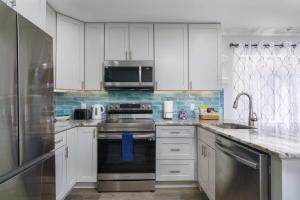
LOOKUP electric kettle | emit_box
[92,104,105,120]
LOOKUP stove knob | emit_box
[109,105,114,110]
[141,105,146,109]
[147,105,152,109]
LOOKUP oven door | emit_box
[98,133,155,180]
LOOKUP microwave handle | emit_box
[139,66,142,83]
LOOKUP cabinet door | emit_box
[45,5,56,88]
[66,128,78,191]
[189,24,221,90]
[85,23,104,90]
[154,24,188,90]
[198,140,209,192]
[105,23,129,60]
[56,14,84,90]
[77,127,97,182]
[55,146,67,200]
[129,24,153,60]
[208,145,216,200]
[15,0,46,30]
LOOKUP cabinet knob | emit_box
[189,81,192,90]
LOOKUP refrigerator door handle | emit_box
[0,151,55,184]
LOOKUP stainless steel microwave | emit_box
[103,61,154,90]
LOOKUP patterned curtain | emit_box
[232,42,300,129]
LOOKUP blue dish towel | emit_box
[122,133,134,161]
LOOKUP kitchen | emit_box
[0,0,300,200]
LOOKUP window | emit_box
[232,42,300,129]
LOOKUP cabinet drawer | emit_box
[198,128,215,149]
[156,160,195,181]
[55,131,67,149]
[156,126,195,138]
[156,138,195,159]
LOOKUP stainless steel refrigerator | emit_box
[0,2,55,199]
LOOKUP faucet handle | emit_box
[251,112,258,122]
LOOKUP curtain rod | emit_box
[229,43,297,48]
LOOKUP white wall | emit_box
[221,35,300,120]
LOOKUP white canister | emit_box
[163,101,173,119]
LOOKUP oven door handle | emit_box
[98,133,155,140]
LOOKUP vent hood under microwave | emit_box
[103,61,154,91]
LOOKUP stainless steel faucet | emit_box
[233,92,258,127]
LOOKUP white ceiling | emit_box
[47,0,300,35]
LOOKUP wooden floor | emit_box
[66,188,209,200]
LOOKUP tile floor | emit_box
[66,188,209,200]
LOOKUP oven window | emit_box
[105,67,139,82]
[98,139,155,173]
[141,67,153,82]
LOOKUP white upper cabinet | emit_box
[14,0,46,30]
[56,14,84,90]
[129,24,153,60]
[105,23,153,60]
[154,24,188,90]
[105,23,129,60]
[189,24,221,90]
[45,5,56,87]
[76,127,97,182]
[85,23,105,90]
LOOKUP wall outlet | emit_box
[190,103,195,111]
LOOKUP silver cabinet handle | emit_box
[100,81,103,90]
[170,148,180,152]
[65,147,68,158]
[126,51,128,60]
[201,145,204,156]
[81,81,84,90]
[170,131,180,134]
[189,81,192,90]
[129,51,132,60]
[93,129,96,139]
[55,139,63,145]
[155,81,158,90]
[170,170,181,174]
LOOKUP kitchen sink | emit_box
[213,123,256,129]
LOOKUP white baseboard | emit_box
[155,181,199,189]
[74,182,97,189]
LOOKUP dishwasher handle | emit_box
[216,143,259,169]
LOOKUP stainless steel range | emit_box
[97,103,155,192]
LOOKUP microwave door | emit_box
[104,66,140,87]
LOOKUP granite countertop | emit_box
[54,120,103,134]
[156,119,300,159]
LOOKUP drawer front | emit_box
[198,127,215,149]
[55,131,67,149]
[156,160,195,181]
[156,126,195,138]
[156,138,195,159]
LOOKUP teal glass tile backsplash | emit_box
[54,90,224,120]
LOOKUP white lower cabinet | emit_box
[198,128,215,200]
[156,126,195,182]
[66,128,78,191]
[55,145,67,200]
[55,127,98,200]
[76,127,97,182]
[156,160,195,181]
[55,131,67,200]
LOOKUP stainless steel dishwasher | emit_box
[216,136,269,200]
